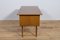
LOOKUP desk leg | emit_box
[36,26,37,37]
[22,26,23,37]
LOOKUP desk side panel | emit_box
[19,15,40,26]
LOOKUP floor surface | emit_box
[0,20,60,40]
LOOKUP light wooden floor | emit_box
[0,20,60,40]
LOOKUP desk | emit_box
[17,6,42,37]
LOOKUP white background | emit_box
[0,0,60,20]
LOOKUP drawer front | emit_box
[19,15,40,26]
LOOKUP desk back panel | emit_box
[19,15,40,26]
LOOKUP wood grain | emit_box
[20,16,40,26]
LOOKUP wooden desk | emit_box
[17,6,42,37]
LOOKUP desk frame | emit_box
[21,26,38,37]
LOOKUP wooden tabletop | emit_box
[17,6,42,15]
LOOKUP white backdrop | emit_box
[0,0,60,20]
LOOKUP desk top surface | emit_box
[17,6,42,15]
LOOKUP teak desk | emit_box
[17,6,42,37]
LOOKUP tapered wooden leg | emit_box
[22,26,23,37]
[36,26,37,37]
